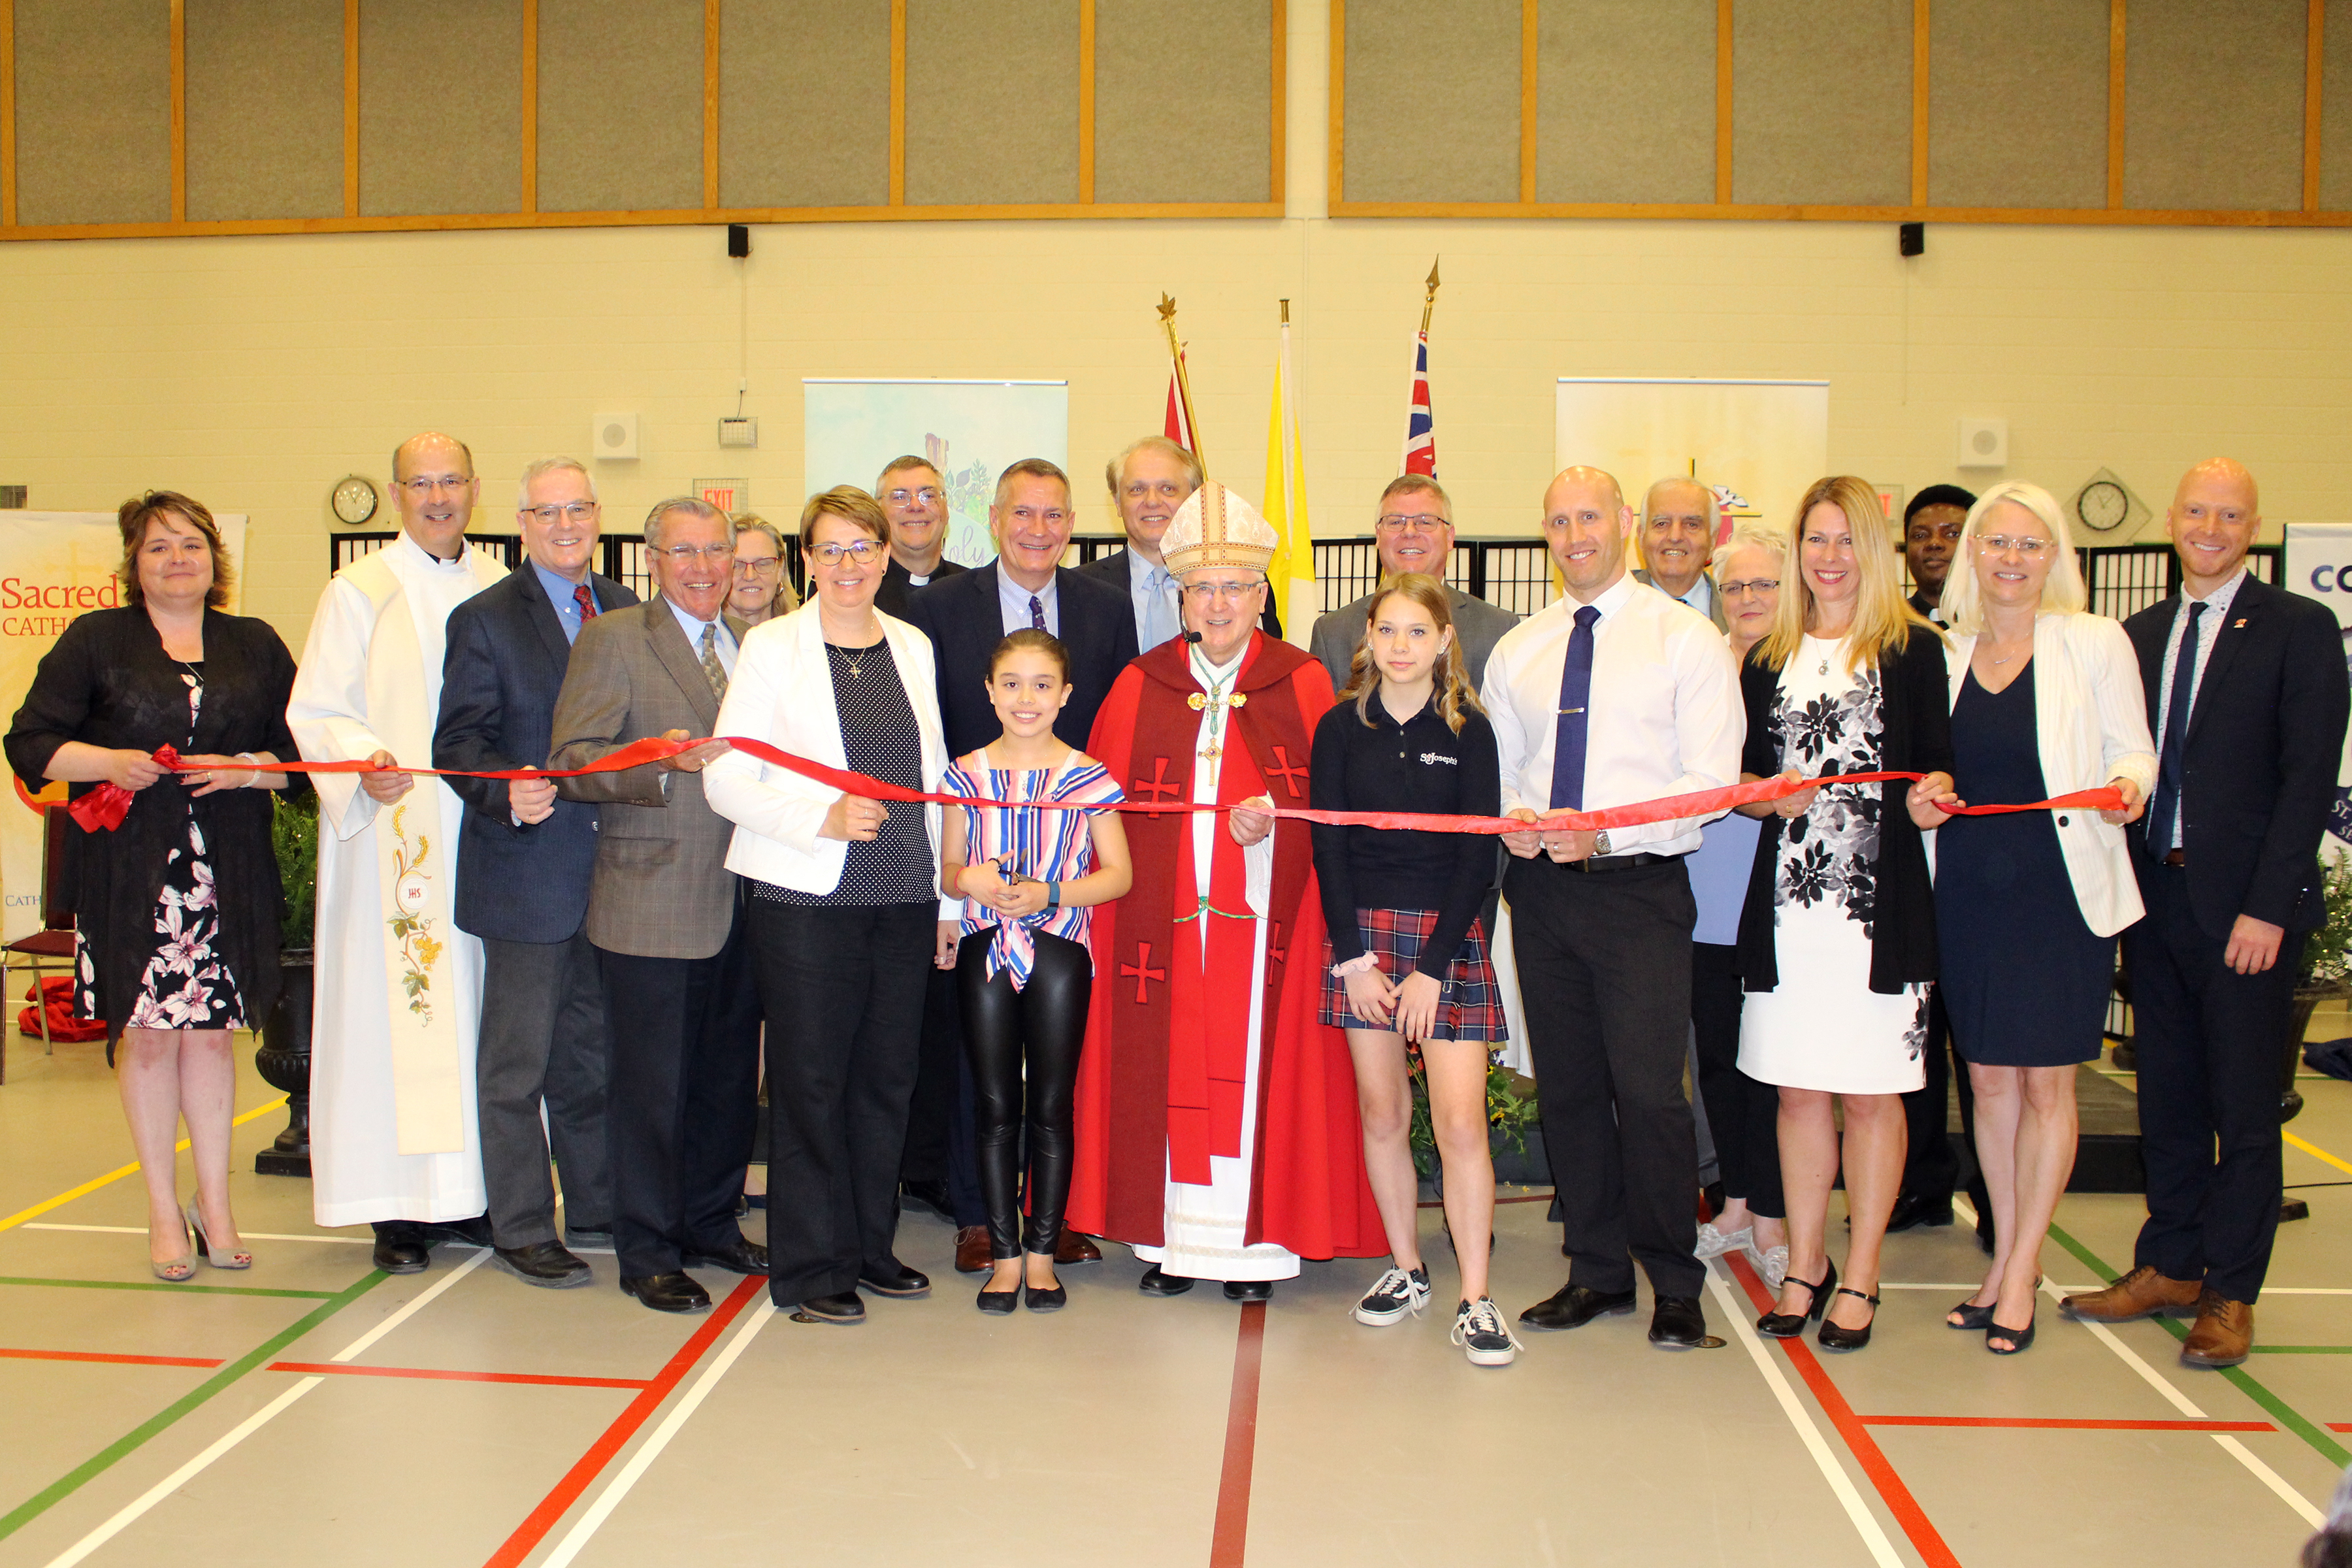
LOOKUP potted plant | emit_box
[2285,851,2352,1122]
[1409,1060,1544,1188]
[253,792,318,1176]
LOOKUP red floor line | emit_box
[1724,1252,1961,1568]
[270,1360,652,1390]
[0,1347,223,1369]
[481,1275,764,1568]
[1208,1300,1268,1568]
[1862,1414,2274,1433]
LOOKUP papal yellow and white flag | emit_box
[1263,308,1315,645]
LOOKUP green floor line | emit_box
[0,1274,338,1300]
[2045,1220,2352,1469]
[2253,1347,2352,1354]
[0,1267,388,1544]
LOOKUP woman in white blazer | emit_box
[1931,481,2155,1354]
[704,486,949,1325]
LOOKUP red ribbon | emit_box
[71,738,2119,837]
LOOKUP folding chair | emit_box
[1,804,80,1077]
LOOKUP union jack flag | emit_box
[1401,331,1435,476]
[1164,358,1195,449]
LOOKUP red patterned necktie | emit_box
[574,583,598,620]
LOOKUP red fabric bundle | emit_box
[18,976,105,1042]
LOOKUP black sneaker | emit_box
[1452,1296,1522,1367]
[1352,1264,1431,1326]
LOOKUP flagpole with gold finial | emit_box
[1420,257,1441,334]
[1158,293,1207,476]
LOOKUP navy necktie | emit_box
[1548,606,1601,809]
[2145,600,2206,859]
[1030,595,1046,631]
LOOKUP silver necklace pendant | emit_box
[1817,658,1829,676]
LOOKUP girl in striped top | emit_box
[938,629,1132,1313]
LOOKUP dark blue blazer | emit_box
[2125,572,2349,939]
[436,563,640,943]
[904,561,1140,758]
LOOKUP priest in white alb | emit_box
[1066,482,1384,1300]
[287,431,505,1274]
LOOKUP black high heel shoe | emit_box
[1986,1305,2037,1354]
[1949,1275,2038,1331]
[1757,1257,1836,1338]
[1817,1286,1880,1351]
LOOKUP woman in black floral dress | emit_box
[6,494,304,1280]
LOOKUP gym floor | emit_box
[3,1026,2349,1568]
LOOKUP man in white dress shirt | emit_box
[288,432,506,1274]
[1481,466,1744,1348]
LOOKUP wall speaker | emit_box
[593,413,641,461]
[1957,418,2008,468]
[1899,221,1924,257]
[727,223,749,259]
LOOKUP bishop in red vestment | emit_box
[1066,482,1383,1298]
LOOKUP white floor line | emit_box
[538,1298,777,1568]
[39,1249,489,1567]
[24,1224,375,1245]
[2216,1435,2328,1528]
[1705,1262,1904,1568]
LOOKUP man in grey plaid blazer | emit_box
[550,497,764,1315]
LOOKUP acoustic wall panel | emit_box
[1343,0,1519,203]
[1094,0,1273,204]
[2123,0,2303,211]
[1927,0,2106,209]
[1533,0,1714,204]
[12,0,171,225]
[904,0,1081,206]
[2326,0,2352,210]
[358,0,526,216]
[719,0,890,208]
[185,0,345,222]
[1731,0,1912,206]
[537,0,704,212]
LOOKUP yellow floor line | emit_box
[0,1096,288,1235]
[2284,1130,2352,1179]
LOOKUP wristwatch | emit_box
[1593,830,1614,858]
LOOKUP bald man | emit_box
[1481,466,1744,1349]
[1633,479,1729,632]
[2063,459,2347,1369]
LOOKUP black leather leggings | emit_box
[958,929,1092,1260]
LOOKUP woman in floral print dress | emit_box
[1731,478,1956,1352]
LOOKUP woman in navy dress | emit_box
[1934,482,2154,1352]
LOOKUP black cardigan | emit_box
[4,607,307,1041]
[1735,623,1952,995]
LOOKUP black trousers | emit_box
[597,907,762,1279]
[1506,856,1705,1298]
[751,898,934,1305]
[478,930,613,1247]
[1691,941,1783,1220]
[958,930,1092,1260]
[2125,863,2295,1302]
[900,966,989,1228]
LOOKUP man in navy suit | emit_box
[903,458,1139,1272]
[1081,436,1281,647]
[2063,458,2348,1367]
[435,457,640,1289]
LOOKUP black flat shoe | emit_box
[857,1262,931,1298]
[1757,1258,1836,1339]
[621,1272,712,1313]
[1987,1307,2037,1355]
[798,1290,865,1323]
[975,1285,1019,1315]
[682,1235,769,1275]
[1025,1281,1068,1312]
[1139,1264,1194,1296]
[1817,1286,1880,1352]
[493,1240,593,1289]
[1648,1294,1708,1348]
[1518,1282,1637,1333]
[1223,1280,1272,1302]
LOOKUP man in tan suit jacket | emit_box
[550,497,764,1314]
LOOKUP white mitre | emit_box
[1161,480,1278,578]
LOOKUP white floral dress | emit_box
[1735,635,1928,1095]
[75,664,246,1033]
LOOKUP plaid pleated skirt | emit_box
[1318,907,1506,1043]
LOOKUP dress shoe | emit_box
[1757,1258,1836,1339]
[2060,1264,2201,1323]
[1056,1230,1103,1265]
[857,1262,931,1297]
[1518,1282,1637,1332]
[1817,1286,1880,1352]
[900,1180,955,1220]
[2180,1291,2253,1368]
[955,1226,993,1274]
[799,1290,865,1324]
[493,1240,592,1289]
[563,1225,613,1250]
[682,1235,769,1275]
[1025,1281,1068,1312]
[1138,1264,1194,1296]
[621,1272,711,1313]
[1885,1192,1953,1233]
[1648,1294,1708,1348]
[371,1228,430,1275]
[1223,1279,1273,1302]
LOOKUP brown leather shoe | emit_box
[2181,1292,2253,1368]
[1056,1230,1102,1265]
[954,1226,992,1275]
[2059,1265,2202,1322]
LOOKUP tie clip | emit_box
[1559,707,1584,715]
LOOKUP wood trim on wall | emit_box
[0,0,12,228]
[2306,0,2325,211]
[1714,0,1732,203]
[702,0,719,210]
[169,0,186,221]
[1326,198,2352,225]
[1910,0,1929,205]
[1077,0,1095,203]
[2107,0,2127,208]
[521,0,538,213]
[1269,0,1286,204]
[1519,0,1537,203]
[889,0,906,205]
[342,0,359,216]
[1328,0,1344,206]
